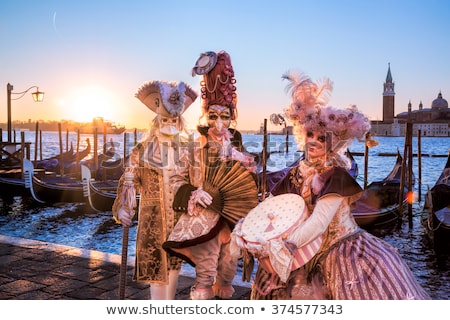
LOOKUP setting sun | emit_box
[62,86,118,123]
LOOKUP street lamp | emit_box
[270,113,289,153]
[6,83,44,142]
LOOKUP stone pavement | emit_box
[0,234,251,300]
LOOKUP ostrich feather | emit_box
[282,69,318,119]
[282,70,333,107]
[281,69,313,98]
[314,77,333,106]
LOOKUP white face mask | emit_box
[158,117,180,137]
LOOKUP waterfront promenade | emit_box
[0,234,251,300]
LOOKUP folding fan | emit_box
[202,160,259,225]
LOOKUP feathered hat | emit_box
[135,80,198,117]
[282,69,371,153]
[191,50,238,120]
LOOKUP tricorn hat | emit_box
[135,81,198,117]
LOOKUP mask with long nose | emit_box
[207,105,231,137]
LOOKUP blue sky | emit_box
[1,0,449,131]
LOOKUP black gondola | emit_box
[423,151,450,257]
[351,151,412,230]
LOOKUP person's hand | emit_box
[187,188,213,216]
[118,207,133,227]
[195,189,212,207]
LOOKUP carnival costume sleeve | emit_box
[287,195,343,248]
[112,144,142,223]
[286,167,363,248]
[170,135,204,213]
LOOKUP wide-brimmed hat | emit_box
[135,81,198,117]
[191,51,218,76]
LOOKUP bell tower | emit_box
[382,63,395,123]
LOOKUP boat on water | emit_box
[77,117,125,134]
[0,159,37,196]
[351,151,412,230]
[423,151,450,257]
[81,164,139,213]
[23,159,86,204]
[34,138,91,173]
[0,143,90,195]
[81,164,118,212]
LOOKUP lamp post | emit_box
[270,113,289,154]
[6,83,44,142]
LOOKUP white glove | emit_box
[118,207,133,227]
[193,188,213,208]
[187,188,213,216]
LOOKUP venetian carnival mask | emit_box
[158,116,180,137]
[304,130,328,161]
[207,105,231,136]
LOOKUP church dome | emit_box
[431,91,448,110]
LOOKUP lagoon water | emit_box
[0,131,449,299]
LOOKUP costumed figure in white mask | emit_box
[233,70,430,300]
[163,51,258,300]
[112,80,198,299]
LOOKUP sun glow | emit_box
[62,86,118,123]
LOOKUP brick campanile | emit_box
[383,63,395,123]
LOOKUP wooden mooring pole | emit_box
[34,122,39,163]
[58,123,64,176]
[417,130,422,202]
[399,122,413,227]
[363,133,370,189]
[93,128,98,179]
[76,130,80,177]
[407,123,413,228]
[261,119,268,201]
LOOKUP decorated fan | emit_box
[202,159,259,225]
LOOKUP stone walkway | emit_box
[0,234,251,300]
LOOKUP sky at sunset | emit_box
[1,0,449,131]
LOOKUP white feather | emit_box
[314,78,334,106]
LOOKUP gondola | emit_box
[34,139,91,173]
[81,164,139,212]
[423,151,450,256]
[23,159,85,204]
[0,143,83,195]
[351,151,411,230]
[0,159,38,196]
[81,164,118,212]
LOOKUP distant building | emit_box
[370,64,450,137]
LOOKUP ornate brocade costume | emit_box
[112,137,189,284]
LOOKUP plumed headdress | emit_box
[282,70,371,153]
[192,50,238,120]
[135,81,198,117]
